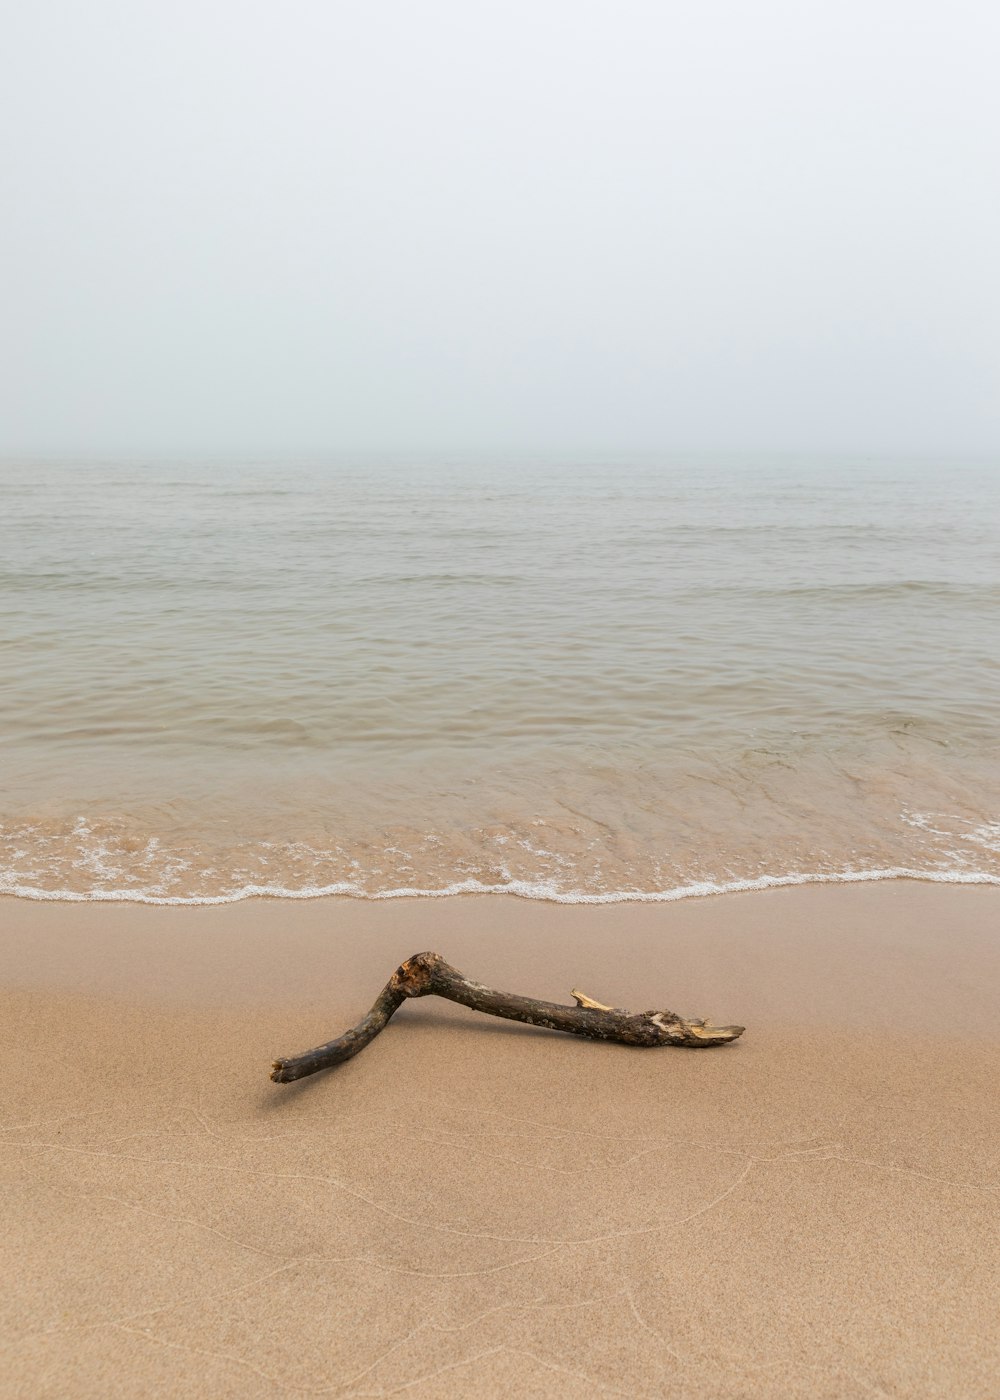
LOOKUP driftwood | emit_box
[271,951,744,1082]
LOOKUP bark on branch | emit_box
[271,951,744,1082]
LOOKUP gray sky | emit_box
[2,0,998,457]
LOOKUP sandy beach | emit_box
[2,881,998,1397]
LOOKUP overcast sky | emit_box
[2,0,998,458]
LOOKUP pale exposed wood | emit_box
[571,989,615,1010]
[271,951,744,1083]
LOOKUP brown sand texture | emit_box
[2,883,999,1398]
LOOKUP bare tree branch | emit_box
[271,951,744,1082]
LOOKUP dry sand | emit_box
[2,882,998,1398]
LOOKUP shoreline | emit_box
[3,862,1000,907]
[3,883,999,1396]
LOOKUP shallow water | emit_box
[1,456,998,901]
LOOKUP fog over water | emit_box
[2,7,999,903]
[2,0,999,457]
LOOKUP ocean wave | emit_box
[2,865,998,906]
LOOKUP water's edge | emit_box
[3,865,999,905]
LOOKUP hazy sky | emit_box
[2,0,998,457]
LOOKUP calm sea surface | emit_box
[1,457,998,902]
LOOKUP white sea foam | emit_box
[1,865,998,906]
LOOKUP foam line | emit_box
[1,866,998,906]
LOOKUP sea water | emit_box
[1,456,998,902]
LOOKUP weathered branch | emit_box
[271,951,744,1082]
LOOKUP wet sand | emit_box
[2,883,999,1397]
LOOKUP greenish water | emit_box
[1,457,998,901]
